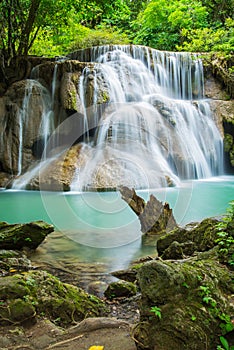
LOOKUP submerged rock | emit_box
[0,249,32,276]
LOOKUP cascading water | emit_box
[71,45,223,190]
[9,45,223,191]
[12,79,54,188]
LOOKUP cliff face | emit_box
[0,49,233,190]
[203,56,234,171]
[0,58,109,189]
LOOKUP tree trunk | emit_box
[17,0,41,56]
[119,186,177,235]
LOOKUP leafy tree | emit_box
[0,0,76,61]
[73,0,131,29]
[69,26,129,52]
[177,18,234,54]
[0,0,134,62]
[201,0,234,25]
[133,0,208,50]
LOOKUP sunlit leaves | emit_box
[133,0,208,50]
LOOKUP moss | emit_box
[0,276,31,300]
[104,281,137,300]
[9,299,36,322]
[99,89,110,104]
[157,218,219,257]
[224,128,234,167]
[68,87,78,111]
[224,133,233,152]
[0,270,105,327]
[135,258,234,349]
[0,221,54,250]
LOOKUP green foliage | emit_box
[218,336,234,350]
[0,0,78,59]
[133,0,208,50]
[215,200,234,267]
[150,306,162,319]
[199,282,234,350]
[30,21,90,57]
[69,26,130,52]
[201,0,234,25]
[75,0,131,29]
[177,18,234,53]
[1,0,234,60]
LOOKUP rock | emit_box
[60,317,137,350]
[104,281,137,300]
[21,144,86,191]
[224,132,234,168]
[119,187,177,242]
[0,270,105,327]
[0,58,110,185]
[0,249,32,275]
[134,258,234,350]
[0,220,54,250]
[0,172,13,188]
[157,218,219,258]
[0,79,54,174]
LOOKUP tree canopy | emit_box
[0,0,233,63]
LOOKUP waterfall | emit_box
[11,79,54,188]
[8,45,223,191]
[70,45,223,190]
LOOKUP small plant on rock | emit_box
[215,200,234,267]
[150,306,162,319]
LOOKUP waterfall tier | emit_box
[1,45,223,191]
[71,45,223,190]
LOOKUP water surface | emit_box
[1,176,233,272]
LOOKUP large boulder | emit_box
[204,57,234,171]
[0,59,110,188]
[0,220,54,250]
[0,80,53,174]
[134,258,234,350]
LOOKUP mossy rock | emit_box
[157,218,219,258]
[0,221,54,250]
[224,133,234,167]
[134,258,234,350]
[0,270,105,326]
[104,281,137,300]
[0,250,32,275]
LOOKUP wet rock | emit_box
[0,221,54,250]
[104,281,137,300]
[0,249,32,275]
[157,218,219,258]
[224,132,234,167]
[119,187,177,243]
[87,281,108,298]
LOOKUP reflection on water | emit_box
[0,176,234,274]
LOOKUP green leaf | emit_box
[220,336,229,350]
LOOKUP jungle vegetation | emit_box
[0,0,233,62]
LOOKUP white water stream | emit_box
[71,46,223,190]
[9,45,223,190]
